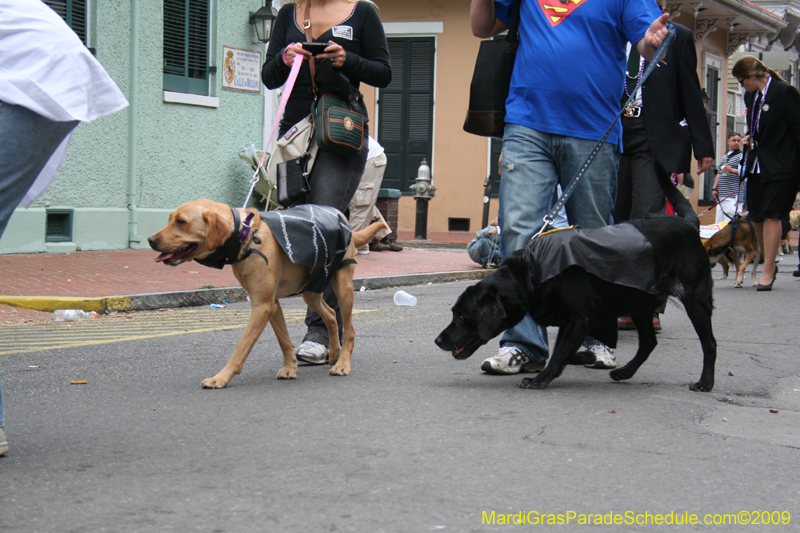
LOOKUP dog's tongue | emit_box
[155,252,174,263]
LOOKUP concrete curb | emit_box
[0,270,494,313]
[398,241,468,250]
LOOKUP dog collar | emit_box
[194,207,266,269]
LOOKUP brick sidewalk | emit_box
[0,244,480,323]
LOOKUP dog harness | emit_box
[525,224,658,293]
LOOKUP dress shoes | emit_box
[756,265,778,291]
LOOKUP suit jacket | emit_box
[744,78,800,184]
[637,23,714,176]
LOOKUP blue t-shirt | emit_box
[495,0,660,146]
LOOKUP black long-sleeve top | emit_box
[262,1,392,132]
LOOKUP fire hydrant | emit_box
[410,158,435,240]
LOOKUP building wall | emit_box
[377,0,499,236]
[1,0,266,254]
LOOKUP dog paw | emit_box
[276,367,297,379]
[518,377,548,389]
[609,368,633,381]
[689,380,713,392]
[329,364,350,376]
[201,377,229,389]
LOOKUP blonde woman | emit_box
[262,0,391,363]
[732,55,800,291]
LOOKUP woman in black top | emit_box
[732,55,800,290]
[262,0,391,362]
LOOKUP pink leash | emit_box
[243,57,304,208]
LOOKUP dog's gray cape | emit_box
[525,225,657,293]
[262,204,352,293]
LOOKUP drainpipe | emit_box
[127,0,141,247]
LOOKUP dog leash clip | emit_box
[533,216,555,240]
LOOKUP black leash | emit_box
[534,23,677,238]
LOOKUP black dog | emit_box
[435,165,717,391]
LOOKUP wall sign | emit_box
[222,46,262,93]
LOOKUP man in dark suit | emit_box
[615,21,714,330]
[615,21,714,221]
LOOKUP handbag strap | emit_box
[302,3,361,108]
[304,1,318,95]
[506,0,520,51]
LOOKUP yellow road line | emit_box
[0,308,374,356]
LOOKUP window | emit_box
[43,0,88,46]
[163,0,210,95]
[378,38,435,194]
[702,59,721,204]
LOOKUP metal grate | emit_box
[46,210,73,243]
[448,218,470,232]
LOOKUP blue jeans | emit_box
[0,101,79,429]
[0,101,79,237]
[301,126,369,346]
[498,124,619,362]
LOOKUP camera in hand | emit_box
[302,42,328,56]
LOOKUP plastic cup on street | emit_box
[394,290,417,306]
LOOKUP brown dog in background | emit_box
[148,200,386,388]
[704,216,760,288]
[779,209,799,255]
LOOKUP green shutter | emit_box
[163,0,210,95]
[379,37,434,194]
[43,0,88,45]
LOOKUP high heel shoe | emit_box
[757,265,778,291]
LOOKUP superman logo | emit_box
[537,0,587,27]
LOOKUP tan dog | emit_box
[704,216,760,288]
[779,209,799,255]
[148,200,386,388]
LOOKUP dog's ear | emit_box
[476,285,507,340]
[204,209,231,252]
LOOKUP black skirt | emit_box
[745,173,799,221]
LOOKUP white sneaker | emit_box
[0,428,8,456]
[481,346,545,375]
[295,340,329,365]
[575,341,616,369]
[357,248,369,255]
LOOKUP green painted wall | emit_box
[1,0,268,254]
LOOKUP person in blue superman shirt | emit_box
[470,0,669,375]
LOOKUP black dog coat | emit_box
[263,205,352,294]
[526,225,657,294]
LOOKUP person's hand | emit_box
[488,227,498,235]
[645,13,670,51]
[741,134,751,146]
[696,156,714,175]
[317,41,346,68]
[674,173,684,185]
[282,43,308,67]
[712,189,719,199]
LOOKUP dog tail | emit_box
[655,159,700,231]
[353,221,390,249]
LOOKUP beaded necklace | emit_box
[749,75,771,136]
[742,75,771,173]
[624,57,644,98]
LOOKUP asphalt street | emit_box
[1,270,800,532]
